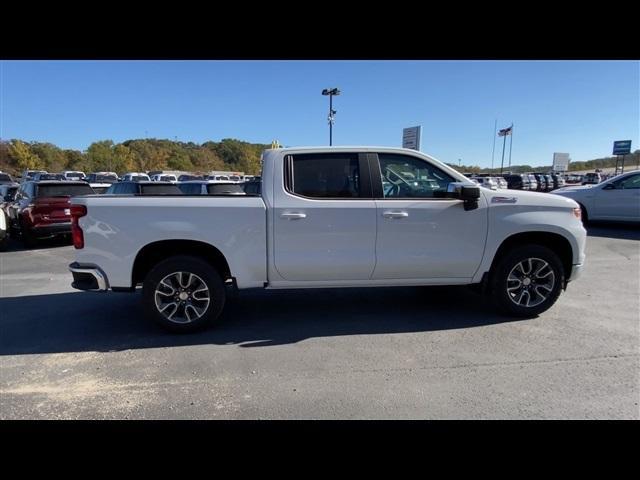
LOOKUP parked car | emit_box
[104,181,181,195]
[32,172,65,181]
[526,174,538,191]
[205,175,230,182]
[61,170,86,181]
[8,181,95,246]
[88,183,113,194]
[472,176,498,190]
[493,177,508,189]
[121,173,151,182]
[502,174,531,190]
[565,174,583,185]
[177,181,247,195]
[582,172,602,185]
[68,146,586,333]
[0,183,20,216]
[150,174,178,183]
[86,172,119,184]
[0,209,8,250]
[543,175,554,192]
[0,172,16,185]
[532,173,547,192]
[21,170,48,182]
[243,180,262,195]
[178,174,204,182]
[551,174,566,190]
[553,170,640,224]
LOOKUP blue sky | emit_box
[1,60,638,167]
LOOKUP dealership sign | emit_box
[552,152,570,172]
[613,140,632,156]
[402,126,422,150]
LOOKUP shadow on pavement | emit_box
[0,286,522,356]
[586,222,640,241]
[1,236,72,253]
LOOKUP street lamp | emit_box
[322,88,340,146]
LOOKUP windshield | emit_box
[0,173,13,182]
[94,175,118,183]
[36,184,95,197]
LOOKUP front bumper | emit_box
[69,262,109,291]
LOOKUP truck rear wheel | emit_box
[489,244,564,318]
[142,255,226,333]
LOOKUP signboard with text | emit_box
[402,126,422,150]
[552,152,570,172]
[613,140,632,156]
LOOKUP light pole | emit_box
[322,88,340,146]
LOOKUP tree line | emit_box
[1,137,637,177]
[0,138,271,177]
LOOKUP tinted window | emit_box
[92,187,109,194]
[139,184,181,194]
[207,184,246,195]
[378,153,453,198]
[94,174,118,183]
[613,174,640,189]
[289,153,360,198]
[36,184,94,197]
[178,183,204,195]
[0,173,13,182]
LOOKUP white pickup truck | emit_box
[69,147,586,332]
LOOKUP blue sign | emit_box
[613,140,632,155]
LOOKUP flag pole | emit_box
[500,130,507,174]
[491,119,497,171]
[508,123,514,170]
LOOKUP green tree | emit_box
[8,140,44,171]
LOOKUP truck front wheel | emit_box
[142,255,226,332]
[489,244,564,318]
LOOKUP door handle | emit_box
[382,211,409,219]
[281,212,307,220]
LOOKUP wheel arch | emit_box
[489,231,574,280]
[132,239,232,287]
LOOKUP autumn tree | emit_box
[8,140,44,171]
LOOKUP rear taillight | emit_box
[71,205,87,249]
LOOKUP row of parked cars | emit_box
[467,173,567,192]
[0,170,262,250]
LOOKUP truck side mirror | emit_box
[447,182,480,211]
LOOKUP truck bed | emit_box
[72,195,267,289]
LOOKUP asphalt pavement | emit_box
[1,223,638,419]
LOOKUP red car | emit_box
[8,181,95,246]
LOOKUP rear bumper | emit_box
[31,222,72,238]
[69,262,109,291]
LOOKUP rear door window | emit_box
[287,153,361,198]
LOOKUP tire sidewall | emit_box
[142,255,226,332]
[491,244,565,317]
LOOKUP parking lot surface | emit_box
[1,224,638,419]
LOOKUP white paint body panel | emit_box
[72,146,587,291]
[72,196,267,289]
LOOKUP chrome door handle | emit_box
[281,212,307,220]
[382,211,409,219]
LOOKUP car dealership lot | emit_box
[0,224,638,419]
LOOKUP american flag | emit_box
[498,125,513,136]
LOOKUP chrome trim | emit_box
[69,265,108,291]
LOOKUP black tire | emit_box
[142,255,226,333]
[21,223,37,248]
[489,244,565,318]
